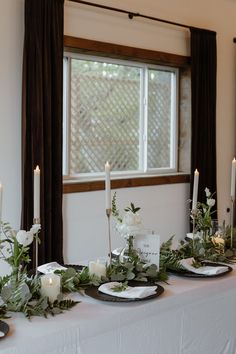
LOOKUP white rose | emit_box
[16,230,34,247]
[30,224,41,234]
[118,211,142,236]
[207,198,215,207]
[123,211,136,226]
[205,188,211,197]
[134,214,142,225]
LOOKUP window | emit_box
[63,53,179,180]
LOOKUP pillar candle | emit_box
[89,259,106,278]
[192,169,199,210]
[40,273,61,303]
[34,166,40,219]
[105,161,111,210]
[231,158,236,199]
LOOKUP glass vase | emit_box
[119,234,140,263]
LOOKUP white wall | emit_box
[0,0,236,268]
[0,0,24,274]
[63,184,189,263]
[63,0,236,262]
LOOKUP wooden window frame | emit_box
[63,35,190,193]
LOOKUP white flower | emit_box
[207,198,215,207]
[30,224,41,234]
[16,230,34,247]
[118,211,142,236]
[205,188,211,197]
[123,211,141,226]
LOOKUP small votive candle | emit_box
[89,259,106,278]
[40,273,61,303]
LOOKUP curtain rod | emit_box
[68,0,190,30]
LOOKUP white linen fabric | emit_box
[179,257,228,275]
[98,282,157,298]
[1,266,236,354]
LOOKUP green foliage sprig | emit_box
[55,266,101,293]
[191,188,216,234]
[106,259,168,283]
[111,192,141,224]
[0,221,82,319]
[124,203,140,214]
[0,270,80,319]
[160,231,236,274]
[111,192,123,223]
[111,281,128,292]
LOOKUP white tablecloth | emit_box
[1,268,236,354]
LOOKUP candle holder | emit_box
[230,197,235,249]
[191,208,197,255]
[106,208,112,264]
[33,217,41,275]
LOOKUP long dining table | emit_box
[1,267,236,354]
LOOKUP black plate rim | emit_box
[168,261,233,278]
[0,320,9,339]
[84,282,164,302]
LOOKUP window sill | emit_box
[63,173,190,194]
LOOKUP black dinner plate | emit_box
[0,320,9,339]
[168,262,233,278]
[84,281,164,302]
[63,264,84,271]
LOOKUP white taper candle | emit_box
[192,169,199,210]
[105,161,111,210]
[34,166,40,219]
[231,158,236,199]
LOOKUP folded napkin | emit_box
[98,282,157,299]
[179,258,228,275]
[37,262,67,274]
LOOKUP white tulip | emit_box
[16,230,34,247]
[205,188,211,197]
[30,223,41,234]
[207,198,215,207]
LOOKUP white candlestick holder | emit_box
[33,217,41,275]
[191,209,197,255]
[106,208,112,264]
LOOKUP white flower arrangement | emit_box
[0,222,41,270]
[111,193,143,237]
[117,211,142,236]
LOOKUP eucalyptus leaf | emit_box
[110,273,126,281]
[126,271,135,280]
[1,286,12,302]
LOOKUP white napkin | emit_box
[98,282,157,299]
[179,258,228,275]
[37,262,67,274]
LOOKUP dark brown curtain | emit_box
[190,27,217,213]
[22,0,64,268]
